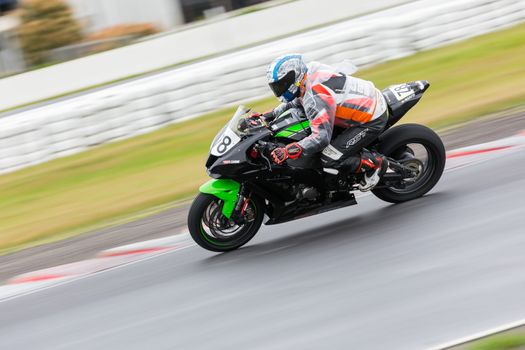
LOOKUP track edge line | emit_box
[427,318,525,350]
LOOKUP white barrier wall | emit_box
[0,0,410,110]
[0,0,524,174]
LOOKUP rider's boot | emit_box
[357,150,389,192]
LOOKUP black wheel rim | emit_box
[199,198,257,248]
[387,142,437,194]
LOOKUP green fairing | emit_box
[199,179,240,218]
[275,130,294,138]
[275,120,310,138]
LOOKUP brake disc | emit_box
[401,159,424,183]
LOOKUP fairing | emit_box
[199,179,241,218]
[382,80,430,128]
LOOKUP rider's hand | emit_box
[250,111,274,122]
[246,112,271,128]
[271,147,287,165]
[270,143,302,165]
[247,117,265,128]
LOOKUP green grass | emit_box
[1,23,525,254]
[467,333,525,350]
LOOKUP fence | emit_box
[0,0,524,174]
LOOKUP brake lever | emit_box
[257,141,276,172]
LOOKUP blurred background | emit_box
[1,2,525,349]
[0,0,276,73]
[0,0,524,270]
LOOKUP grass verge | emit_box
[1,23,525,254]
[468,334,525,350]
[458,329,525,350]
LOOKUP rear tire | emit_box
[188,193,264,252]
[372,124,446,203]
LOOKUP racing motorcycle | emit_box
[188,81,445,252]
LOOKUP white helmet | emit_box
[266,54,307,103]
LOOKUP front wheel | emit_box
[372,124,446,203]
[187,193,264,252]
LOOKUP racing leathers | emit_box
[267,61,389,175]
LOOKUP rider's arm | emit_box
[270,99,301,120]
[296,84,336,155]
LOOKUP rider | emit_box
[255,53,390,191]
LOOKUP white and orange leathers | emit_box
[271,61,387,156]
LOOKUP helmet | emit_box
[266,54,307,103]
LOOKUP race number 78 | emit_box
[390,84,414,101]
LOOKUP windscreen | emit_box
[230,105,251,136]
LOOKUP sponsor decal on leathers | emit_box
[346,129,369,148]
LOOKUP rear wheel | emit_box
[372,124,446,203]
[188,193,264,252]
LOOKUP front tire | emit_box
[188,193,264,252]
[372,124,446,203]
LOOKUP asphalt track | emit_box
[3,110,525,282]
[1,147,525,349]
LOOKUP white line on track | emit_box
[426,318,525,350]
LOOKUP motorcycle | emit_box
[188,80,445,252]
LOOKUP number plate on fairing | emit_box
[211,127,241,156]
[388,83,415,101]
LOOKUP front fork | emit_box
[231,184,255,224]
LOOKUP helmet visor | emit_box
[269,70,296,98]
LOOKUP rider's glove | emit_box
[246,118,265,128]
[270,143,302,164]
[246,112,268,127]
[250,111,275,122]
[271,147,287,164]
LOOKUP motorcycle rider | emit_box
[256,53,389,191]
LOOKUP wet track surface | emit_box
[1,109,524,282]
[0,146,524,349]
